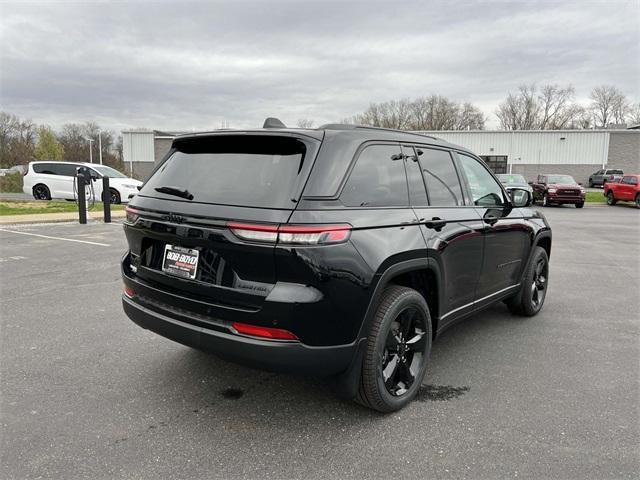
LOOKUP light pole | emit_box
[85,138,95,163]
[98,130,103,165]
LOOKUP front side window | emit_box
[457,154,505,207]
[622,176,638,185]
[92,165,128,178]
[417,148,463,206]
[340,144,408,207]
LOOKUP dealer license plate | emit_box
[162,245,199,279]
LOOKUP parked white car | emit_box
[23,161,142,203]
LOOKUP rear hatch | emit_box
[124,132,322,311]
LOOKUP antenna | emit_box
[263,117,287,128]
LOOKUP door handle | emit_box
[424,217,446,231]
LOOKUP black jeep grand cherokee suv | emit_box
[122,121,551,412]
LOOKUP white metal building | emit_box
[418,129,639,183]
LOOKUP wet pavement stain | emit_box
[416,384,469,401]
[220,388,244,400]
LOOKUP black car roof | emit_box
[172,124,463,151]
[172,123,473,198]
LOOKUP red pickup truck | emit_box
[604,174,640,208]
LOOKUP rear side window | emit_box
[33,163,60,175]
[417,148,463,206]
[141,135,311,208]
[340,144,408,207]
[33,163,77,176]
[607,169,623,174]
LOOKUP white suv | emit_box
[23,161,143,204]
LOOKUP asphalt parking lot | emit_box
[1,205,639,479]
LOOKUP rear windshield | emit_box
[141,135,311,208]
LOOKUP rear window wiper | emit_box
[154,186,194,200]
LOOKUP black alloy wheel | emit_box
[607,191,616,206]
[506,246,549,317]
[33,184,51,200]
[530,256,548,311]
[635,194,640,209]
[381,307,427,397]
[109,188,121,204]
[356,286,432,412]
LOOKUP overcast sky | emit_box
[1,0,638,133]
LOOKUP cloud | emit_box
[1,0,638,133]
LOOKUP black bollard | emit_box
[102,176,111,223]
[78,180,87,224]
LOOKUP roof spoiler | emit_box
[263,117,287,129]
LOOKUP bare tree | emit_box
[456,102,485,130]
[590,85,629,127]
[296,118,315,128]
[0,112,36,167]
[496,85,540,130]
[497,84,586,130]
[538,85,583,129]
[627,103,640,126]
[350,96,485,131]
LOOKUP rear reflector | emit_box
[124,286,135,298]
[232,322,298,341]
[228,223,351,245]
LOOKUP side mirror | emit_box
[578,182,583,186]
[509,188,533,207]
[527,181,533,185]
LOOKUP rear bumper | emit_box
[122,294,358,376]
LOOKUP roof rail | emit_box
[263,117,287,129]
[318,123,438,140]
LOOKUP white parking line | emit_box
[0,228,110,247]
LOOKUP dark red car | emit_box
[531,174,586,208]
[604,174,640,208]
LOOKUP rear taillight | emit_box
[227,223,279,242]
[125,206,139,224]
[123,286,135,298]
[232,322,298,341]
[228,223,351,245]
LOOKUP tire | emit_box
[109,188,121,204]
[635,193,640,209]
[542,193,549,207]
[606,191,617,206]
[506,246,549,317]
[356,286,432,413]
[32,184,51,200]
[588,180,593,188]
[575,202,584,208]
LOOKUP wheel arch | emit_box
[357,258,443,342]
